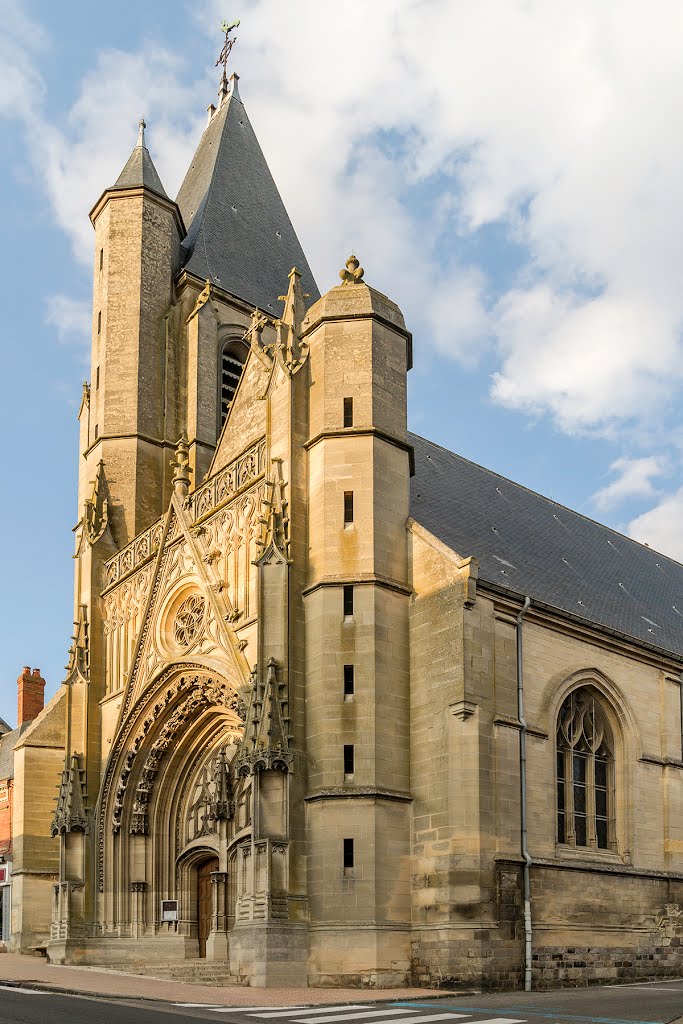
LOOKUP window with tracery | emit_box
[556,688,615,850]
[173,594,205,649]
[219,340,249,431]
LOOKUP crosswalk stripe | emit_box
[0,986,48,996]
[290,1012,462,1024]
[363,1016,473,1024]
[209,1007,309,1015]
[175,1007,307,1012]
[468,1019,525,1024]
[253,1008,372,1019]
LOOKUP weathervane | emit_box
[216,19,240,77]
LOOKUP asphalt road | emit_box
[0,982,682,1024]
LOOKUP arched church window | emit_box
[556,688,615,850]
[219,339,249,431]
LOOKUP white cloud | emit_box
[8,1,683,437]
[592,455,669,512]
[629,489,683,563]
[45,295,91,346]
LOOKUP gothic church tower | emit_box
[11,49,414,987]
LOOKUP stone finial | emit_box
[171,435,192,497]
[137,117,146,148]
[339,254,364,285]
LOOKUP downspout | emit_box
[516,595,532,992]
[679,671,683,764]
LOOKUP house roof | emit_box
[111,120,168,199]
[175,76,319,313]
[410,432,683,662]
[0,724,30,782]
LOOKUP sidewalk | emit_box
[0,954,451,1005]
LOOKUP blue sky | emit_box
[2,1,683,726]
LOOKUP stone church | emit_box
[7,64,683,990]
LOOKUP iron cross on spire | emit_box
[215,19,240,77]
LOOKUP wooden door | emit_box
[197,857,219,958]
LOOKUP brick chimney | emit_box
[17,667,46,726]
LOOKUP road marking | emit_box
[0,986,48,996]
[253,1009,373,1019]
[470,1020,525,1024]
[291,1013,469,1024]
[626,985,683,991]
[176,1007,307,1011]
[393,1005,667,1024]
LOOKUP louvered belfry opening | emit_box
[219,340,248,429]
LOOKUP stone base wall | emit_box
[532,941,683,988]
[410,862,683,991]
[46,934,197,965]
[308,926,411,988]
[230,921,308,988]
[410,929,523,991]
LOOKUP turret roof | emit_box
[176,75,319,312]
[112,119,168,199]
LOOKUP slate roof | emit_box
[0,724,30,782]
[176,79,319,313]
[112,131,168,199]
[410,433,683,662]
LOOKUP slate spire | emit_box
[176,73,319,312]
[111,117,169,199]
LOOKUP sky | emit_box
[2,0,683,726]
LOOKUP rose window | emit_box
[173,594,206,648]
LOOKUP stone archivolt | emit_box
[99,666,245,895]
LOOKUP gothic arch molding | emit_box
[539,666,638,859]
[97,663,245,898]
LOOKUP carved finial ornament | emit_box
[84,460,109,545]
[137,117,146,148]
[339,254,364,285]
[244,266,311,378]
[171,435,192,498]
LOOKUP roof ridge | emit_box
[409,431,683,573]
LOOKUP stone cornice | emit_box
[482,582,683,675]
[302,573,412,598]
[305,786,412,803]
[89,185,185,235]
[304,427,415,475]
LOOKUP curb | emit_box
[0,982,472,1006]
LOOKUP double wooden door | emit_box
[197,856,219,958]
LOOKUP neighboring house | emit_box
[7,61,683,990]
[0,670,45,948]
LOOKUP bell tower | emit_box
[85,118,184,547]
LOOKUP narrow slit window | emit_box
[343,585,354,617]
[343,838,354,870]
[94,424,99,439]
[344,665,355,698]
[95,366,100,390]
[343,397,353,427]
[343,744,354,777]
[97,311,101,334]
[344,491,354,525]
[99,248,103,271]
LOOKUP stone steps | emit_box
[101,960,243,985]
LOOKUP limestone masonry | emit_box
[5,67,683,990]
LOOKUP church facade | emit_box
[8,68,683,990]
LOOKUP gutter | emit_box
[516,595,532,992]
